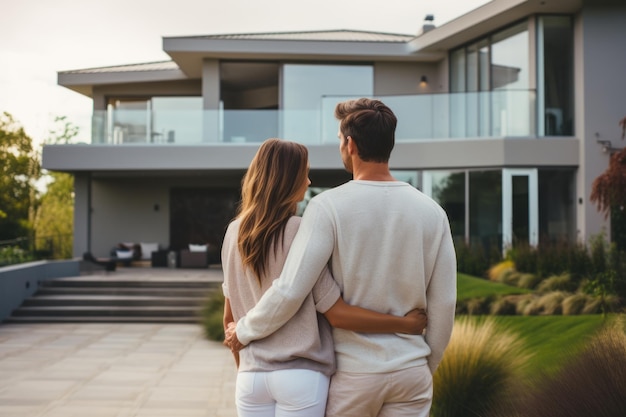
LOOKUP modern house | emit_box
[42,0,626,262]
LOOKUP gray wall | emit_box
[575,1,626,243]
[0,260,80,322]
[374,62,442,95]
[89,176,243,257]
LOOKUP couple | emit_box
[221,98,457,417]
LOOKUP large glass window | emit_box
[107,97,202,144]
[491,23,529,91]
[450,16,573,138]
[429,171,467,242]
[423,168,574,253]
[469,171,502,251]
[537,16,574,136]
[449,21,535,137]
[282,64,373,144]
[491,22,530,136]
[152,97,202,144]
[538,169,576,242]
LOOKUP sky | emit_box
[0,0,490,145]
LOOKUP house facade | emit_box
[42,0,626,260]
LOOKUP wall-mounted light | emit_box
[420,75,428,87]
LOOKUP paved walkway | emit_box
[0,267,238,417]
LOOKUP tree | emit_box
[33,116,77,259]
[0,112,39,241]
[590,117,626,250]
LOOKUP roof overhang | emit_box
[163,38,443,78]
[410,0,582,53]
[58,63,187,97]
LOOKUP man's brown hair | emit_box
[334,98,397,162]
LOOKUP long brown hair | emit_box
[237,138,309,283]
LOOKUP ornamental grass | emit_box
[501,319,626,417]
[432,317,531,417]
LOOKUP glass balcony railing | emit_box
[90,90,537,145]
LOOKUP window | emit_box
[282,64,373,144]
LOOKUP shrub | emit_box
[199,290,226,341]
[503,321,626,417]
[536,273,574,293]
[517,273,541,289]
[0,245,34,266]
[456,240,502,278]
[582,294,621,315]
[501,270,521,286]
[490,296,518,315]
[466,296,493,315]
[562,293,589,315]
[521,297,543,316]
[535,291,567,315]
[487,260,515,282]
[515,294,536,315]
[432,317,531,417]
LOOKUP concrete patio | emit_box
[0,267,238,417]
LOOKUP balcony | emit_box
[91,90,542,146]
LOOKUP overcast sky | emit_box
[0,0,490,144]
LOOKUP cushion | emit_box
[116,250,133,259]
[189,244,207,252]
[140,242,160,260]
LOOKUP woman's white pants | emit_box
[235,369,330,417]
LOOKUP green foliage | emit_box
[33,172,74,259]
[0,245,34,266]
[0,112,39,240]
[507,235,626,305]
[561,293,590,315]
[457,273,529,301]
[510,240,590,280]
[432,317,531,417]
[434,316,619,417]
[199,290,225,341]
[490,315,608,376]
[455,240,502,278]
[536,273,574,293]
[517,272,541,289]
[500,321,626,417]
[33,116,78,259]
[612,204,626,251]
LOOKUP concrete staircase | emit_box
[4,278,221,324]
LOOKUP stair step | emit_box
[3,316,202,324]
[35,287,215,297]
[13,306,203,317]
[39,280,219,289]
[7,275,222,324]
[22,295,207,307]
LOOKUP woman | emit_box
[222,138,426,417]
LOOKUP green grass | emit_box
[456,272,617,376]
[489,315,611,375]
[457,273,529,300]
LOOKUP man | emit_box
[226,98,456,417]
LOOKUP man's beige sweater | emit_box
[236,181,457,375]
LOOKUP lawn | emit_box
[457,272,529,300]
[456,272,617,375]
